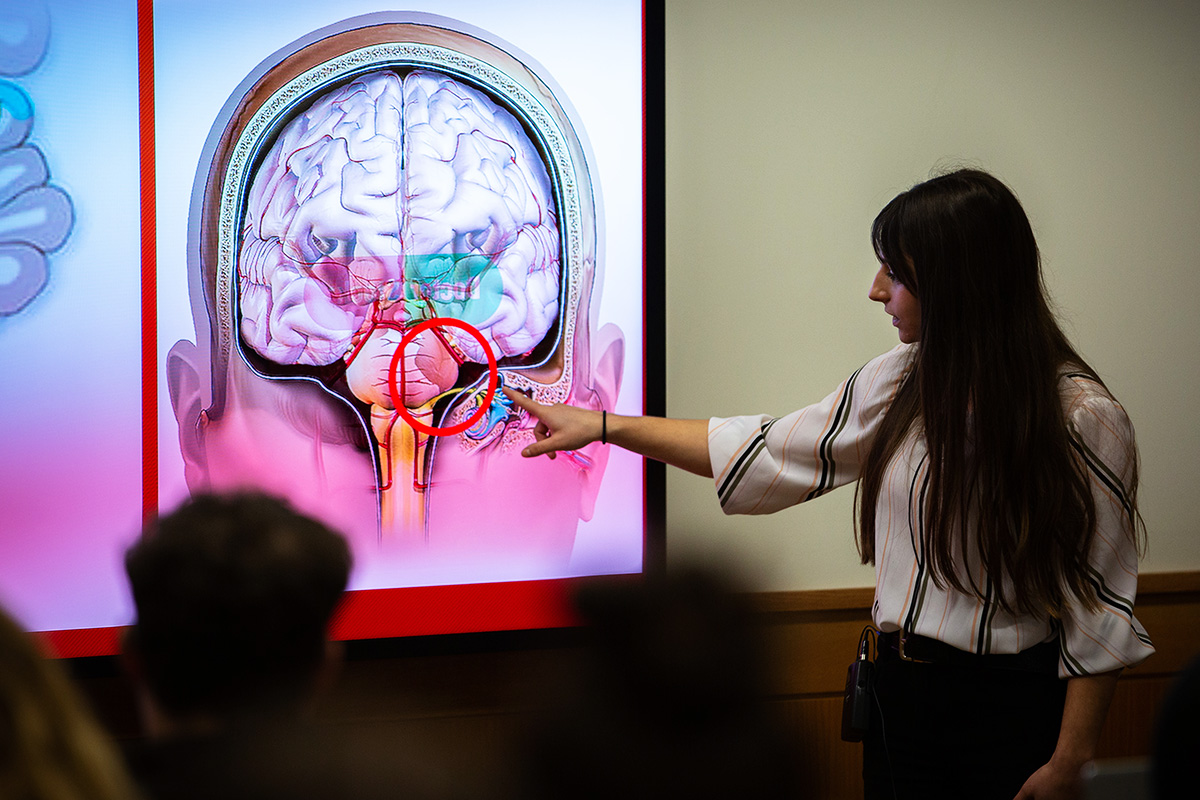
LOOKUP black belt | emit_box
[877,630,1059,675]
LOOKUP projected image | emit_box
[165,15,630,587]
[0,0,643,653]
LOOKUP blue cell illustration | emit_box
[0,82,33,150]
[0,2,50,76]
[0,0,73,319]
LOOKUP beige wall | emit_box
[662,0,1200,589]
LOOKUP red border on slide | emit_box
[38,579,581,659]
[328,579,580,640]
[30,0,159,661]
[139,0,157,528]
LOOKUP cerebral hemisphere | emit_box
[237,68,561,408]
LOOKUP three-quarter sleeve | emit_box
[708,344,915,516]
[1056,378,1155,677]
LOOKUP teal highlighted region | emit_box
[402,253,504,326]
[0,81,33,120]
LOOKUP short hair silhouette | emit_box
[519,566,802,799]
[124,491,351,722]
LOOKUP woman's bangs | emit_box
[872,196,913,284]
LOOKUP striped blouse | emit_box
[708,343,1154,678]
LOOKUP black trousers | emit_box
[862,643,1067,800]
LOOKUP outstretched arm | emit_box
[503,387,714,478]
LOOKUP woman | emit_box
[504,168,1153,799]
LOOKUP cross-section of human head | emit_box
[236,66,566,536]
[167,16,624,580]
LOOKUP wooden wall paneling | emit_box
[772,695,863,800]
[760,611,874,695]
[1128,571,1200,677]
[1097,676,1174,759]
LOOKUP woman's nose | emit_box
[868,267,890,302]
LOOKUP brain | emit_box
[237,69,560,370]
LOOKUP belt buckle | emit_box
[898,632,933,664]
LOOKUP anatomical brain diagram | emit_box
[237,68,563,537]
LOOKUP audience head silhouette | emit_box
[124,491,351,729]
[518,566,802,799]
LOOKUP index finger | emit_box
[502,386,542,416]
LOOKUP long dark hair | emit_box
[856,168,1142,617]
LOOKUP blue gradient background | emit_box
[0,0,142,632]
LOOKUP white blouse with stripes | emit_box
[708,344,1154,678]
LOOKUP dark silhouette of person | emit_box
[515,566,804,799]
[121,491,461,800]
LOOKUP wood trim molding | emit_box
[1136,570,1200,596]
[749,570,1199,615]
[750,586,874,614]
